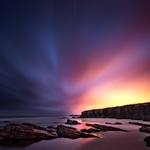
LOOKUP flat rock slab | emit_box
[105,122,122,125]
[139,126,150,133]
[86,123,128,132]
[0,123,57,143]
[56,125,97,139]
[129,122,150,127]
[81,128,100,133]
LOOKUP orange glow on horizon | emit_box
[70,74,150,114]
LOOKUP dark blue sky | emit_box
[0,0,150,116]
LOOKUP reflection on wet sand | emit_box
[0,140,40,148]
[0,117,150,150]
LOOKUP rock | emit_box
[105,122,112,125]
[72,116,80,118]
[144,136,150,147]
[81,102,150,121]
[0,123,57,143]
[70,115,81,118]
[139,126,150,133]
[129,122,150,127]
[56,125,97,139]
[86,123,128,132]
[0,136,4,140]
[22,123,47,130]
[4,121,9,123]
[65,119,81,125]
[105,122,122,125]
[81,128,100,133]
[115,122,122,125]
[58,117,68,119]
[47,126,53,129]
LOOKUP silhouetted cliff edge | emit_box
[81,102,150,121]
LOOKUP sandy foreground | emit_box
[78,131,149,150]
[77,119,150,150]
[27,125,149,150]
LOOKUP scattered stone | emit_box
[70,115,81,118]
[4,121,9,123]
[144,136,150,147]
[58,117,68,119]
[47,126,53,129]
[139,126,150,133]
[81,128,100,133]
[65,119,81,125]
[129,122,150,127]
[115,122,122,125]
[86,123,128,132]
[105,122,122,125]
[105,122,112,125]
[56,125,97,139]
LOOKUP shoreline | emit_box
[0,117,150,150]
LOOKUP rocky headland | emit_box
[81,102,150,121]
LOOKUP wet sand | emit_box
[78,131,149,150]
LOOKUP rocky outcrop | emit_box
[81,102,150,121]
[139,126,150,133]
[0,123,57,143]
[144,136,150,147]
[81,128,100,133]
[65,119,81,125]
[56,125,97,139]
[86,123,128,132]
[22,123,46,130]
[129,122,150,127]
[105,122,122,125]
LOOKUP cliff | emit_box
[81,102,150,121]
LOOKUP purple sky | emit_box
[0,0,150,116]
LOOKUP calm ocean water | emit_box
[0,117,150,150]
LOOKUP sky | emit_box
[0,0,150,116]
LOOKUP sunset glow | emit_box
[0,0,150,116]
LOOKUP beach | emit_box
[0,117,149,150]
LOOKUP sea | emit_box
[0,116,149,150]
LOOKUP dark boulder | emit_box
[139,126,150,133]
[56,125,97,139]
[105,122,122,125]
[144,136,150,147]
[47,126,53,129]
[81,128,100,133]
[0,123,57,143]
[65,119,81,125]
[4,121,9,123]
